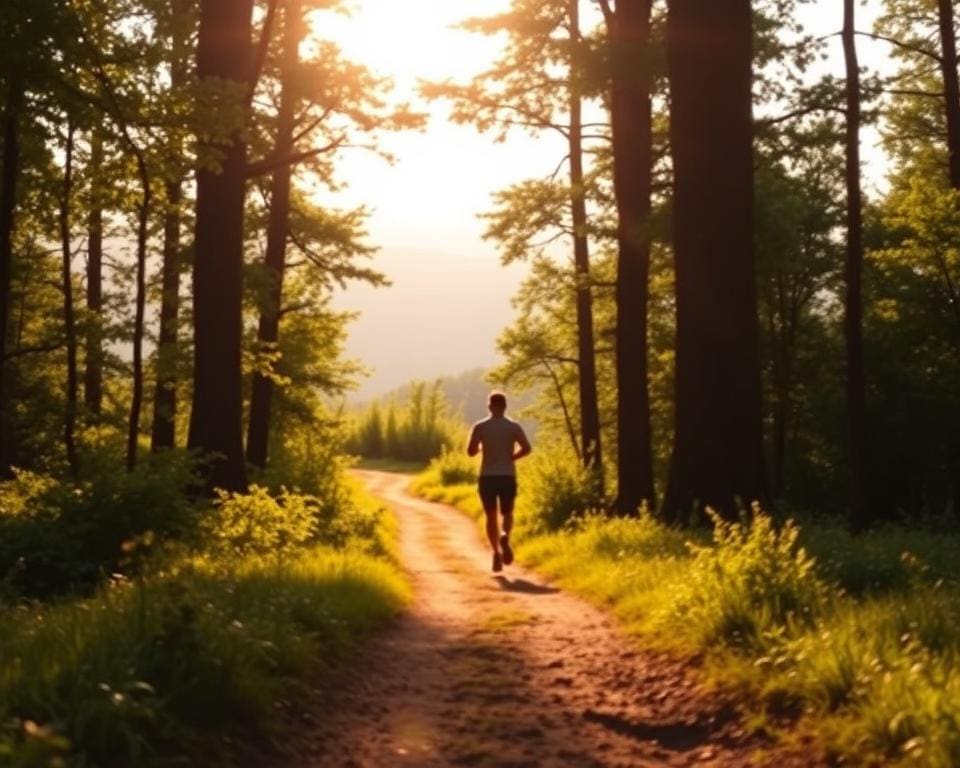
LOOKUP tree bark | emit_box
[0,79,22,476]
[662,0,766,522]
[84,129,104,419]
[151,7,190,452]
[126,154,152,471]
[606,0,656,515]
[188,0,254,491]
[246,0,303,469]
[568,0,604,482]
[936,0,960,515]
[842,0,867,532]
[938,0,960,188]
[60,121,80,481]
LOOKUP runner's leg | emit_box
[499,478,517,565]
[501,478,517,538]
[479,479,501,553]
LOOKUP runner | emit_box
[466,391,532,572]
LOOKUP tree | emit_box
[58,120,80,481]
[83,129,104,419]
[188,0,257,491]
[0,78,21,476]
[754,129,844,499]
[842,0,867,532]
[152,0,194,452]
[596,0,656,514]
[937,0,960,189]
[662,0,766,521]
[246,0,304,469]
[425,0,605,481]
[245,0,395,469]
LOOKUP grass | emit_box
[411,450,960,768]
[0,481,410,767]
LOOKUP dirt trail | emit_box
[294,471,821,768]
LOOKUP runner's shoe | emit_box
[492,552,503,572]
[500,534,514,565]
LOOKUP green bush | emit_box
[524,444,603,532]
[205,485,318,557]
[664,507,828,647]
[0,451,199,598]
[433,447,477,486]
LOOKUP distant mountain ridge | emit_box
[354,367,536,425]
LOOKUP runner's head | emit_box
[488,391,507,416]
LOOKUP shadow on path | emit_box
[583,708,711,752]
[493,575,560,595]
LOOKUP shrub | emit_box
[433,447,477,486]
[0,451,199,598]
[664,507,828,647]
[524,444,603,532]
[204,486,318,557]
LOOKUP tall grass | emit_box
[412,451,960,767]
[0,476,409,766]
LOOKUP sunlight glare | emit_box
[314,0,513,94]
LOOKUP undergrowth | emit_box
[0,464,409,766]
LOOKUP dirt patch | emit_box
[281,471,826,768]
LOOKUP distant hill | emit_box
[358,367,537,425]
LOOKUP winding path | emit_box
[294,470,822,768]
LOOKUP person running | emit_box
[467,391,532,572]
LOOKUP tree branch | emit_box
[594,0,614,28]
[3,341,65,361]
[245,137,346,178]
[854,30,942,63]
[247,0,281,107]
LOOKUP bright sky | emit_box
[314,0,565,399]
[314,1,899,400]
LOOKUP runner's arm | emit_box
[467,424,481,457]
[513,426,532,461]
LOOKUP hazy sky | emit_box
[315,1,895,399]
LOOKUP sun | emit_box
[311,0,512,98]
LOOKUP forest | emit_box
[2,0,960,765]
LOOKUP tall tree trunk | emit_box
[0,79,22,476]
[126,155,152,471]
[151,8,189,452]
[188,0,254,491]
[938,0,960,189]
[151,176,182,451]
[84,129,104,418]
[246,0,303,469]
[606,0,656,515]
[568,0,603,483]
[662,0,766,522]
[843,0,867,532]
[936,0,960,513]
[60,121,80,481]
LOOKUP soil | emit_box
[286,470,827,768]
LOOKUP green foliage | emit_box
[0,545,409,767]
[346,381,461,463]
[0,462,408,766]
[0,450,198,598]
[205,486,317,557]
[666,508,827,647]
[523,442,604,532]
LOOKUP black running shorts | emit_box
[478,475,518,511]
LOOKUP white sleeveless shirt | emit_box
[470,416,527,477]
